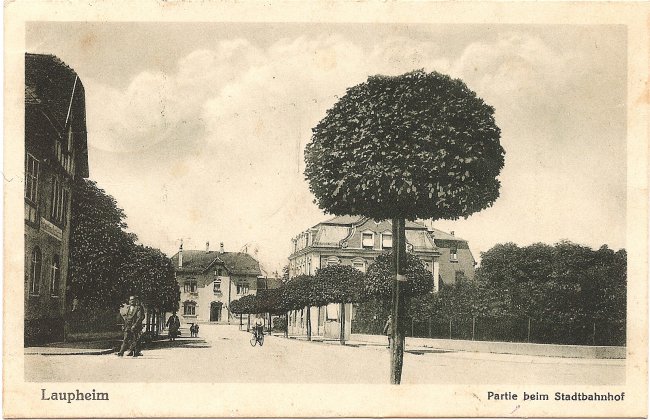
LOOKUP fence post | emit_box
[449,318,452,340]
[472,317,476,341]
[527,317,531,343]
[411,318,414,337]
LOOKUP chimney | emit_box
[220,242,225,253]
[206,241,210,253]
[178,241,183,268]
[450,231,455,236]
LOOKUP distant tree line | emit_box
[67,179,180,323]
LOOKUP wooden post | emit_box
[340,303,346,345]
[390,217,407,384]
[472,317,476,341]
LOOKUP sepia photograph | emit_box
[4,1,648,418]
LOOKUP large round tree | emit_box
[304,70,505,384]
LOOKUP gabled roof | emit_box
[170,250,262,276]
[218,252,262,277]
[25,53,89,178]
[428,227,467,242]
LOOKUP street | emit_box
[25,324,625,384]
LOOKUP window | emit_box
[213,280,221,294]
[237,284,249,295]
[50,176,68,226]
[29,247,42,295]
[25,153,40,203]
[184,280,197,293]
[362,232,374,249]
[455,270,466,282]
[50,255,60,296]
[450,246,458,262]
[183,301,196,316]
[326,256,339,267]
[381,233,393,249]
[352,258,366,273]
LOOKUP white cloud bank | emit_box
[82,30,626,272]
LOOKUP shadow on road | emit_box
[144,337,210,350]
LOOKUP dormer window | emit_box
[381,232,392,249]
[362,232,374,249]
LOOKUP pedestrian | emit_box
[166,311,180,341]
[191,324,199,337]
[117,295,146,357]
[383,315,393,349]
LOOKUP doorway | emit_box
[210,301,223,322]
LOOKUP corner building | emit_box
[286,216,475,338]
[24,54,90,345]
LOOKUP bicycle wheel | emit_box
[258,334,264,346]
[250,334,257,347]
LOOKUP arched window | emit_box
[326,256,340,267]
[50,255,60,296]
[30,247,42,295]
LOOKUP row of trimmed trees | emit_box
[67,179,180,333]
[353,241,627,346]
[230,252,434,344]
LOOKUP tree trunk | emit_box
[247,314,250,332]
[268,313,272,334]
[306,306,312,341]
[390,217,407,385]
[285,312,289,338]
[339,302,346,345]
[240,314,243,330]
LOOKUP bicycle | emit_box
[250,327,264,347]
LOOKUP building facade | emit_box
[25,54,90,345]
[169,243,263,325]
[286,216,476,338]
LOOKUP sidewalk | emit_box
[24,331,199,356]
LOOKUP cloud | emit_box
[83,29,625,270]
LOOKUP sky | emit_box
[26,22,627,275]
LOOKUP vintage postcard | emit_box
[3,1,649,418]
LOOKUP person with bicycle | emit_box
[253,314,264,340]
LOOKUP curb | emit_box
[27,348,116,356]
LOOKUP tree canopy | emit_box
[364,251,434,300]
[312,265,365,305]
[68,179,179,311]
[304,70,505,221]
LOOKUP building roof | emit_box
[320,215,425,229]
[25,53,89,178]
[218,252,263,277]
[170,250,262,277]
[256,277,283,290]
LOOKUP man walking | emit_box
[118,295,146,357]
